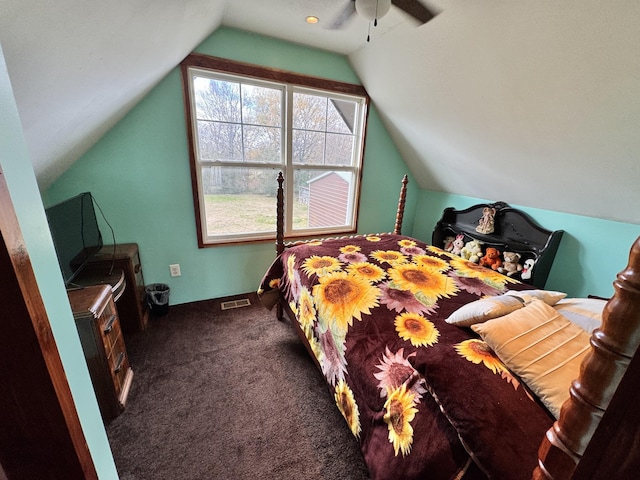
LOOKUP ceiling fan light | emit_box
[355,0,391,22]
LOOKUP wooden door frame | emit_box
[0,169,97,479]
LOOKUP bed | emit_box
[258,173,640,480]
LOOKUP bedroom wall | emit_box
[411,190,640,299]
[44,27,416,306]
[0,44,118,479]
[44,26,640,304]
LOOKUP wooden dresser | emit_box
[83,243,149,333]
[68,284,133,420]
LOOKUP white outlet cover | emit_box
[169,264,181,277]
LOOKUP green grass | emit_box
[204,194,308,235]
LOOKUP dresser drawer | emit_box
[107,334,130,396]
[100,313,120,355]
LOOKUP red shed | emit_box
[308,172,350,228]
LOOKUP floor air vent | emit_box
[221,298,251,310]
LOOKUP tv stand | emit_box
[81,243,149,333]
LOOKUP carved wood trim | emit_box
[393,175,408,235]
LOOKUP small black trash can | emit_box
[145,283,170,317]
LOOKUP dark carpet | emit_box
[106,293,370,480]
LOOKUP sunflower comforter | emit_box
[258,233,554,479]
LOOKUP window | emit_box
[181,54,369,246]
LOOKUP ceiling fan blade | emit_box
[327,0,357,30]
[391,0,437,24]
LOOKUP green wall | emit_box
[46,26,639,305]
[0,44,118,478]
[411,190,639,299]
[45,27,416,306]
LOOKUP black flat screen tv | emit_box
[45,192,103,287]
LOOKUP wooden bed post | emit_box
[276,172,285,256]
[274,173,407,320]
[275,172,285,321]
[534,236,640,479]
[394,175,409,235]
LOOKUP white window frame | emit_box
[181,54,370,247]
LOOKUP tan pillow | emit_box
[471,299,591,418]
[445,294,528,327]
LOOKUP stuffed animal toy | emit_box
[479,247,503,270]
[451,234,465,256]
[521,258,536,280]
[499,252,523,277]
[443,236,456,252]
[461,239,483,263]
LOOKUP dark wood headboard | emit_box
[432,201,564,288]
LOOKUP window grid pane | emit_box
[193,75,283,164]
[292,91,357,167]
[194,77,240,122]
[197,121,243,162]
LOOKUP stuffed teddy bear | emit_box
[521,258,536,280]
[443,236,456,253]
[499,251,523,277]
[450,234,465,256]
[479,247,503,270]
[461,239,483,263]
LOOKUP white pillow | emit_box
[505,289,567,306]
[554,298,606,333]
[445,294,528,327]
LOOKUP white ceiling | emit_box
[1,0,639,225]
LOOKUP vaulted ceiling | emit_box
[1,0,639,224]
